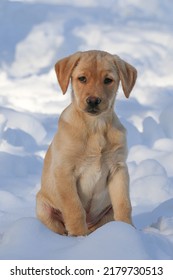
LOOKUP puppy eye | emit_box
[78,76,87,83]
[104,77,113,84]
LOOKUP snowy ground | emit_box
[0,0,173,260]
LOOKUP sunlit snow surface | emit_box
[0,0,173,259]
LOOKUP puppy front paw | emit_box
[67,221,89,236]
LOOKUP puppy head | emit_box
[55,50,137,115]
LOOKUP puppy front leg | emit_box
[108,163,132,225]
[55,170,88,236]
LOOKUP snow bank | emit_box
[0,0,173,260]
[1,218,173,260]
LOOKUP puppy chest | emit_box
[76,153,110,206]
[74,131,116,208]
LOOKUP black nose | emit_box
[86,96,102,107]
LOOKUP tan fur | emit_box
[36,50,137,236]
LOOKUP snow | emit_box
[0,0,173,260]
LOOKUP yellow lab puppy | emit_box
[36,50,137,236]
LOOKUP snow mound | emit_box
[130,159,173,208]
[1,218,173,260]
[0,108,46,144]
[0,0,173,260]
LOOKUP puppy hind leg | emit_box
[36,195,67,235]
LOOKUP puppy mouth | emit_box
[85,108,101,115]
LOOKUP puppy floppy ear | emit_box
[114,55,137,98]
[55,52,82,94]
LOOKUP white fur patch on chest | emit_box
[76,149,110,213]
